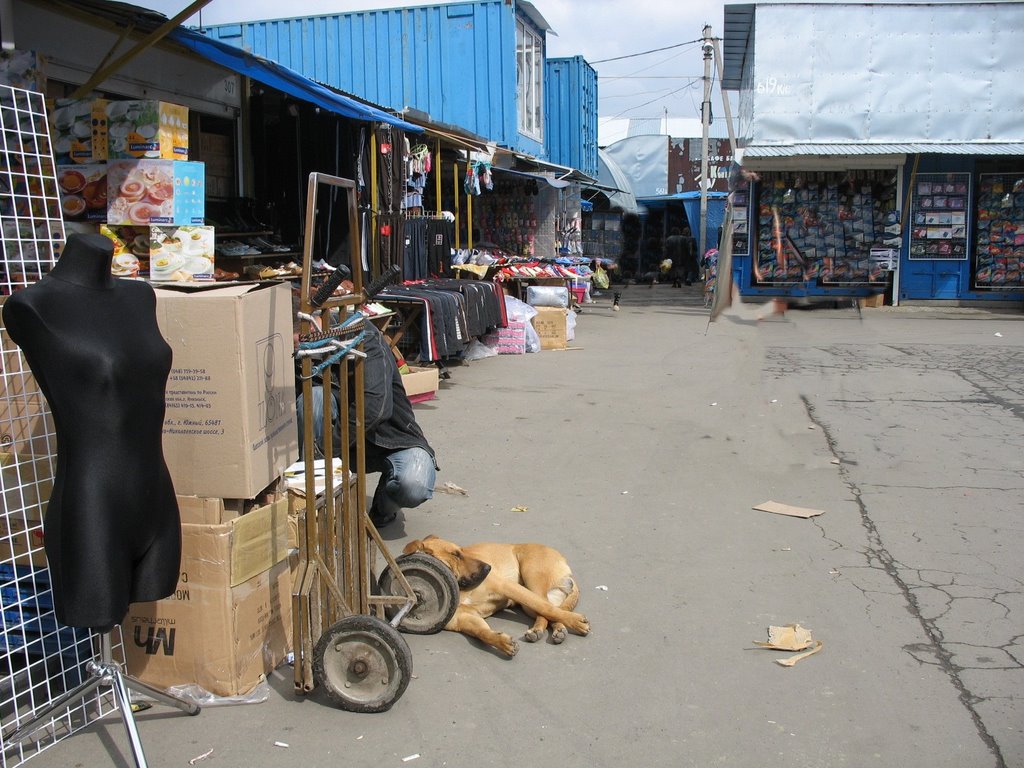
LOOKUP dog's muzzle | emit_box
[458,561,490,590]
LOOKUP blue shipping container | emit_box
[201,1,547,159]
[545,56,598,178]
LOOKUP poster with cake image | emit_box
[101,224,214,282]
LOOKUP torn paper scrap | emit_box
[437,481,469,496]
[753,623,823,666]
[753,500,825,519]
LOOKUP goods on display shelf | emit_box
[908,172,970,262]
[476,177,540,257]
[755,170,897,285]
[729,179,751,256]
[974,173,1024,289]
[582,211,623,260]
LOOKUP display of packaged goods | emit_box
[49,98,109,164]
[105,100,189,160]
[106,160,205,226]
[101,224,215,281]
[56,163,108,222]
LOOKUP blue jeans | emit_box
[371,447,436,522]
[297,387,436,521]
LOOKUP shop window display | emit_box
[754,170,897,286]
[908,173,970,262]
[974,173,1024,289]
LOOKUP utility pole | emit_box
[699,25,713,262]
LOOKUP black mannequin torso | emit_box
[2,233,180,631]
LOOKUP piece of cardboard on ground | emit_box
[753,623,824,667]
[753,500,825,518]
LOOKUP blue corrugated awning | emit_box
[168,28,422,132]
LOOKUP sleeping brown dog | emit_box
[403,535,590,657]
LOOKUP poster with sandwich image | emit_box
[101,224,215,282]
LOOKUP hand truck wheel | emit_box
[377,552,459,635]
[313,614,413,713]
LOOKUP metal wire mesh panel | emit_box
[0,83,116,767]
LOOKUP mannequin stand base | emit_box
[3,633,200,768]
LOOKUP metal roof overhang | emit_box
[168,28,422,132]
[492,166,571,188]
[722,4,755,91]
[519,1,553,34]
[739,141,1024,169]
[743,142,1024,157]
[492,148,597,185]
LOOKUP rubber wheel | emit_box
[377,552,459,635]
[312,615,412,713]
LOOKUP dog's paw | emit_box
[569,613,590,636]
[551,625,567,644]
[499,635,520,657]
[523,628,543,643]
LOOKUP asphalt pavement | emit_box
[13,284,1024,768]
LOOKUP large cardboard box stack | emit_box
[48,97,211,281]
[152,282,298,500]
[121,496,292,697]
[531,307,569,350]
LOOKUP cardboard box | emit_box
[183,496,289,586]
[57,163,108,223]
[175,495,246,526]
[101,224,214,281]
[531,307,569,350]
[121,558,292,698]
[859,293,885,308]
[49,98,109,164]
[106,160,205,226]
[153,282,298,499]
[401,365,439,403]
[105,100,188,160]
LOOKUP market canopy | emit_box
[593,149,639,214]
[169,27,422,132]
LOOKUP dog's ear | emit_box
[403,539,425,555]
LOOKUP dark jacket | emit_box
[358,323,436,472]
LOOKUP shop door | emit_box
[900,260,965,301]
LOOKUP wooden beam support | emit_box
[70,0,212,100]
